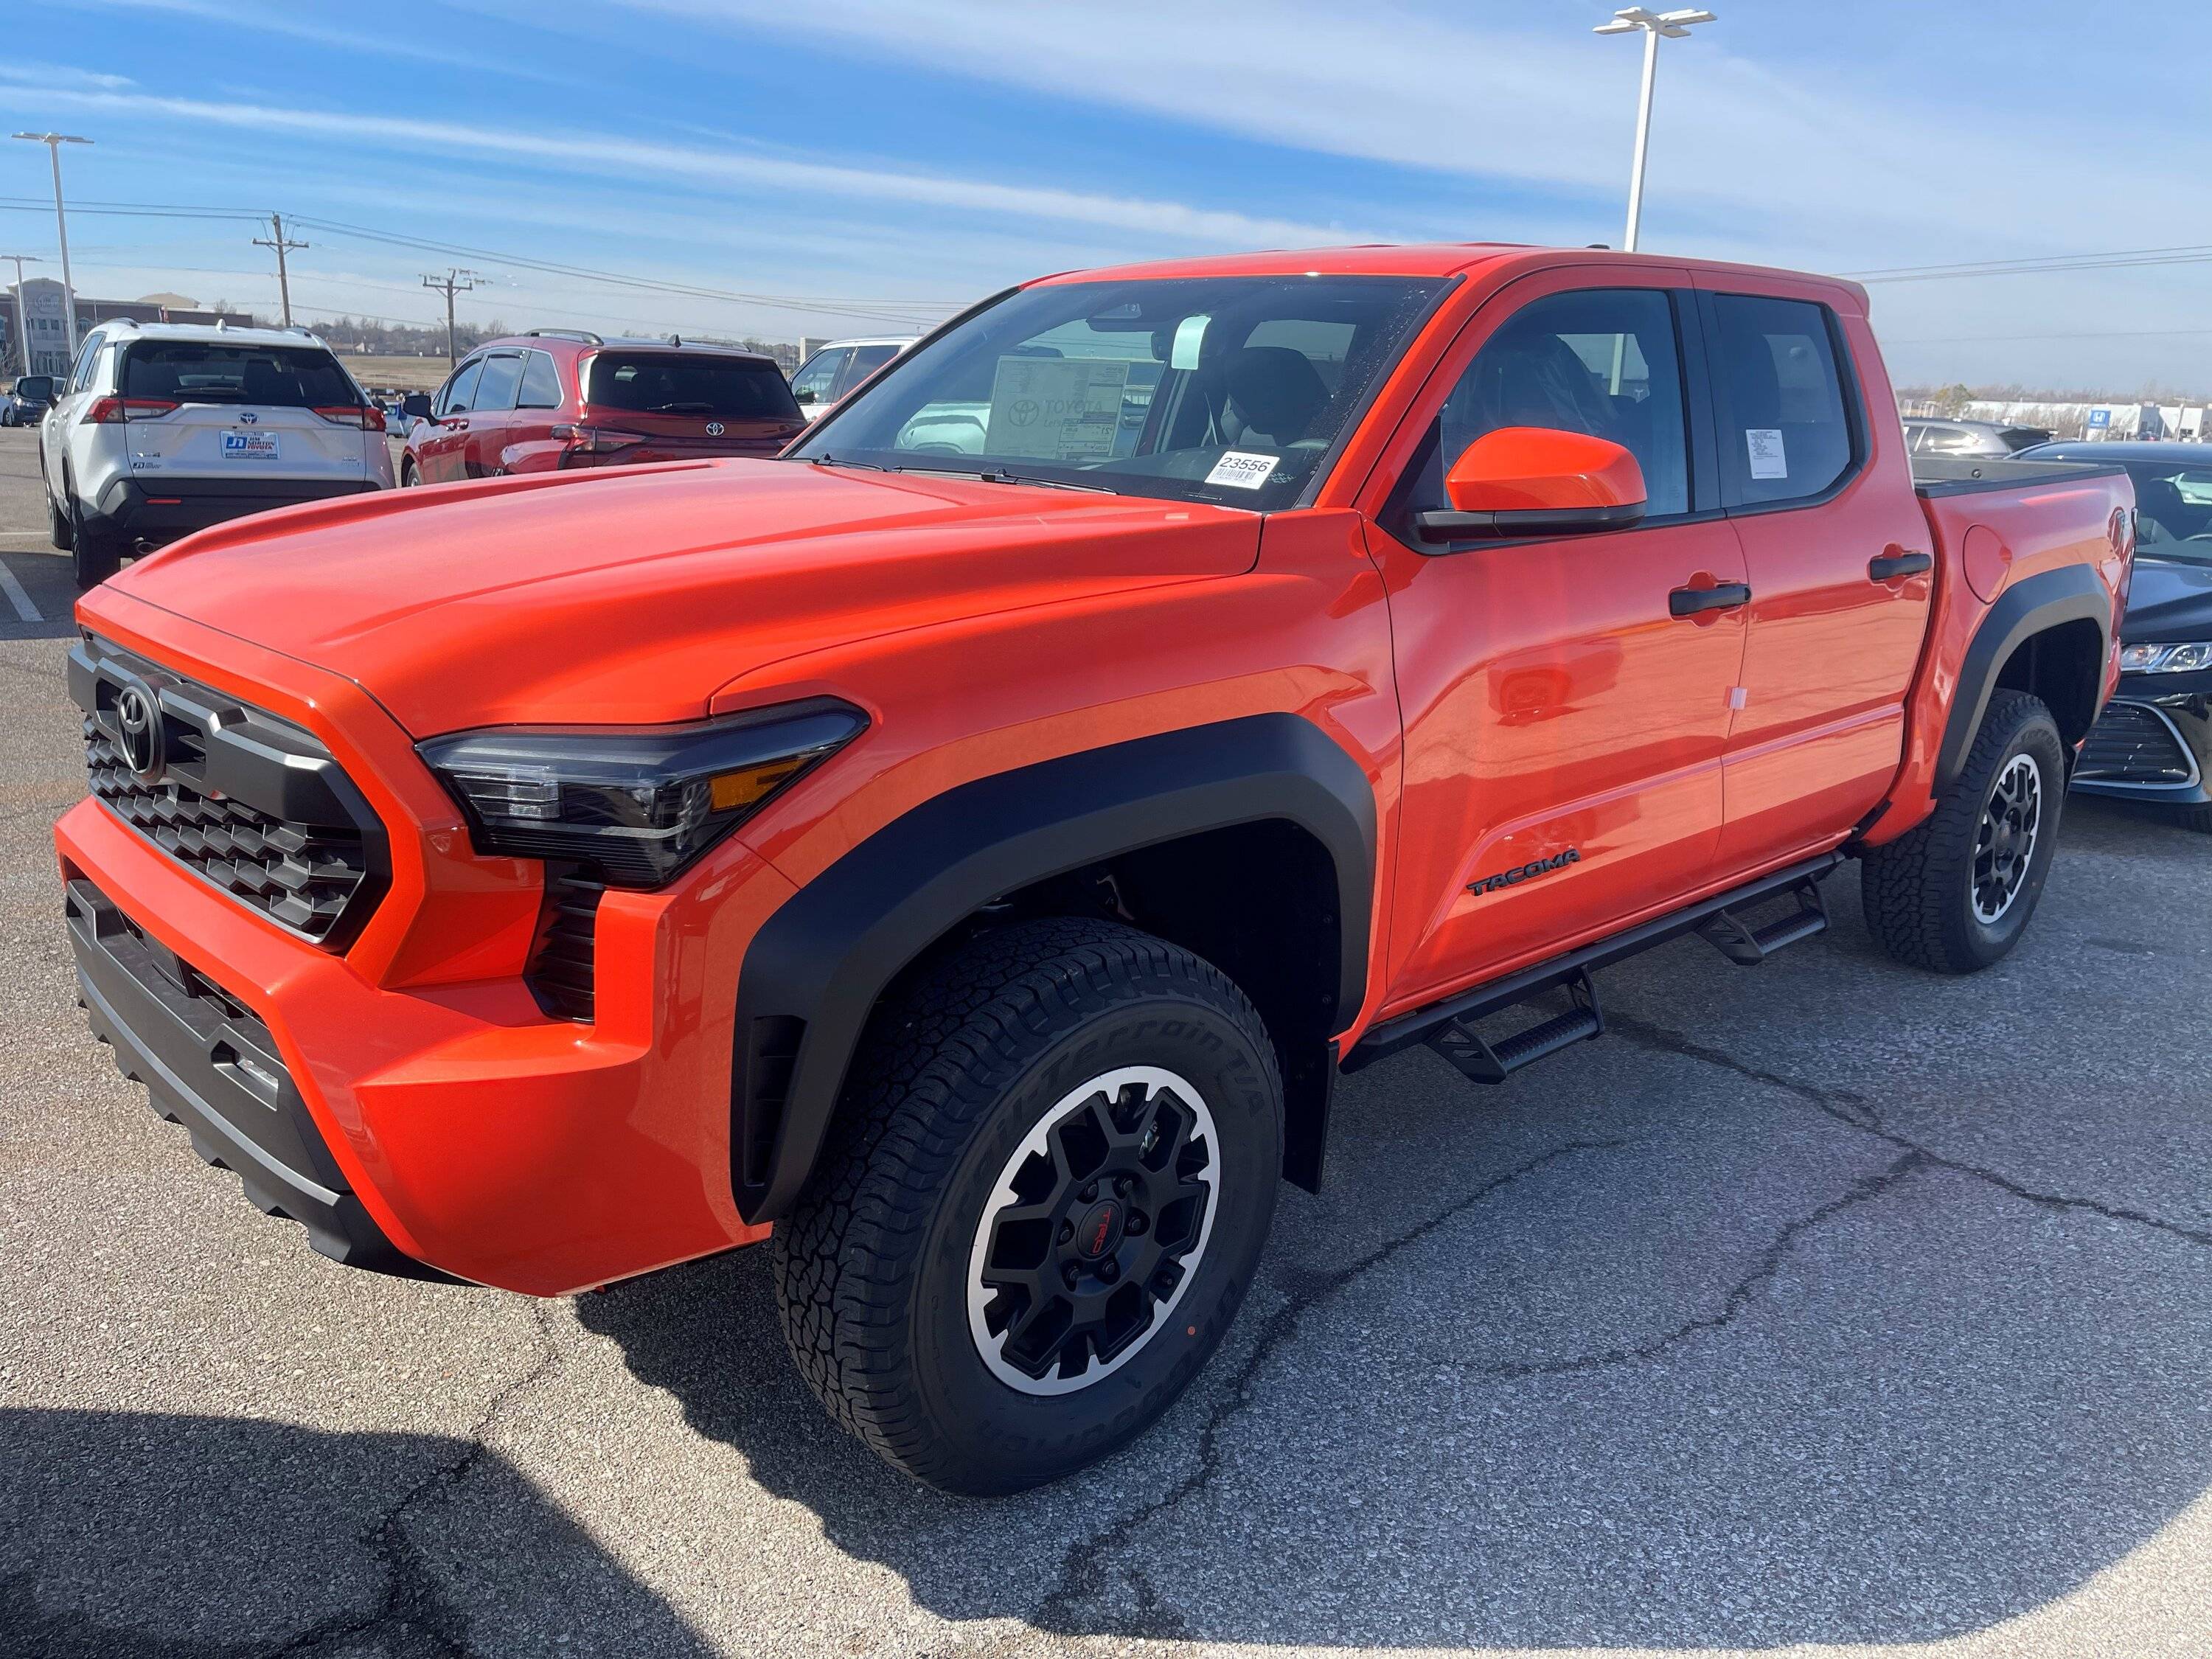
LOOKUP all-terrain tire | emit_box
[1861,689,2067,973]
[772,917,1284,1494]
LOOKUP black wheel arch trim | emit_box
[1936,562,2114,791]
[730,713,1377,1223]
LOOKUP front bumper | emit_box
[66,876,435,1276]
[2070,691,2211,805]
[55,595,792,1294]
[93,475,380,548]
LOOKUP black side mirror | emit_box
[402,394,434,420]
[793,387,817,406]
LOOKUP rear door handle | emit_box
[1869,549,1932,581]
[1669,582,1752,617]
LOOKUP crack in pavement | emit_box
[1027,1137,1629,1640]
[261,1301,567,1659]
[1611,1014,2212,1250]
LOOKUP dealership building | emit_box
[4,278,252,376]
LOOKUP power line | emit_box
[421,268,481,365]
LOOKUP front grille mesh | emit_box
[84,720,373,942]
[2076,702,2195,785]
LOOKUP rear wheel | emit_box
[400,459,419,488]
[49,481,73,552]
[773,917,1283,1493]
[1862,689,2067,973]
[66,476,121,588]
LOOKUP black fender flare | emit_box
[1936,563,2113,790]
[730,713,1377,1222]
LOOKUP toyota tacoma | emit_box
[55,245,2134,1492]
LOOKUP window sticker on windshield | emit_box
[983,356,1130,462]
[1745,428,1787,479]
[1204,450,1279,490]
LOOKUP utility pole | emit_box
[253,212,309,327]
[1,254,41,376]
[1592,8,1716,253]
[11,133,93,352]
[421,268,480,364]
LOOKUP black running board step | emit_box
[1695,879,1829,966]
[1425,970,1602,1085]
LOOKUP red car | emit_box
[398,330,804,483]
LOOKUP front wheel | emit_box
[1861,689,2067,973]
[773,917,1283,1493]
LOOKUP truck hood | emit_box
[100,459,1260,734]
[2123,554,2212,643]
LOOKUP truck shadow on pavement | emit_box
[0,1408,714,1658]
[580,846,2212,1650]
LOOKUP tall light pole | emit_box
[1593,9,1714,253]
[12,133,93,352]
[1,253,41,377]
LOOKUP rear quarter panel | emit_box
[1868,469,2133,843]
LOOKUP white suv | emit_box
[40,320,395,587]
[788,336,917,422]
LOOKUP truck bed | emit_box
[1913,454,2129,498]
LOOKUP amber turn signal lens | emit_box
[709,757,808,811]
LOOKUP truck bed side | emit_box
[1869,456,2135,844]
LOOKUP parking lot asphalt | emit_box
[3,421,2210,1659]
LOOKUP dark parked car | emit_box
[2018,440,2212,829]
[1904,417,2052,459]
[3,372,58,426]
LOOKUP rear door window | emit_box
[518,351,564,409]
[586,352,800,419]
[473,352,524,414]
[838,344,900,394]
[1707,294,1857,507]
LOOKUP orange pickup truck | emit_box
[55,244,2132,1491]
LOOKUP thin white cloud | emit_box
[0,86,1394,248]
[0,60,134,93]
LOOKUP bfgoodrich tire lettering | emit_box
[1861,689,2068,973]
[772,917,1282,1493]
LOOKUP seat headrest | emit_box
[1224,345,1329,445]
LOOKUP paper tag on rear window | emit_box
[1745,428,1787,479]
[1205,450,1279,490]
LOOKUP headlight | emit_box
[2119,641,2212,675]
[418,699,866,887]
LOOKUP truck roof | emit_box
[1032,243,1871,313]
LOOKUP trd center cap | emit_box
[1074,1198,1124,1259]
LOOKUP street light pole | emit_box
[1593,9,1715,253]
[12,133,93,352]
[1,254,41,377]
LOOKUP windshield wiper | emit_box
[895,464,1117,495]
[806,453,891,473]
[654,401,714,413]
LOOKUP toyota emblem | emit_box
[114,684,164,779]
[238,411,259,425]
[705,422,726,437]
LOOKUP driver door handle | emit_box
[1870,549,1932,581]
[1669,582,1751,617]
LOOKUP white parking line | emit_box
[0,560,41,622]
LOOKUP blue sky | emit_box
[4,0,2208,390]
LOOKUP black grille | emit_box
[69,637,386,947]
[526,867,605,1020]
[2076,701,2196,785]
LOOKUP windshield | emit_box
[2123,462,2212,563]
[585,352,799,420]
[791,275,1447,510]
[120,343,361,408]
